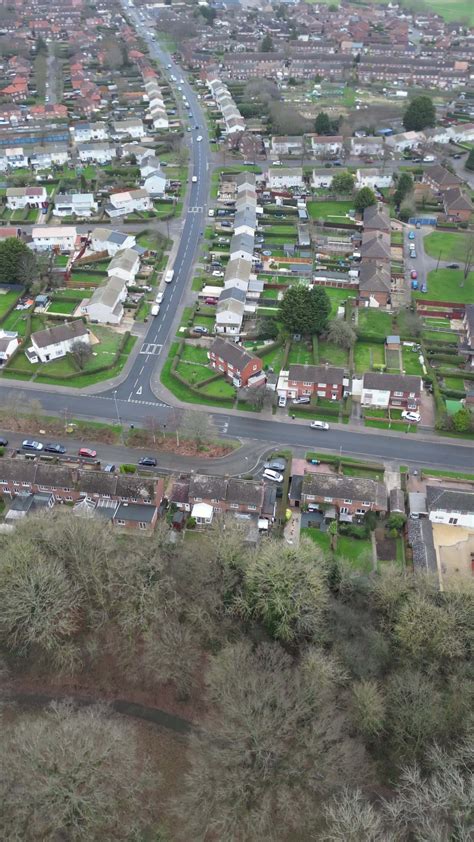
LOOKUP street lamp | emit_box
[113,390,123,443]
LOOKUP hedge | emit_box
[293,402,341,417]
[427,353,464,365]
[438,367,474,381]
[440,388,466,398]
[355,331,386,344]
[170,342,235,404]
[312,336,319,364]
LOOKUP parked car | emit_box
[104,464,116,472]
[306,457,320,465]
[44,443,66,454]
[292,396,311,405]
[196,135,203,142]
[408,231,415,240]
[156,292,164,304]
[0,437,8,447]
[208,209,215,216]
[446,263,459,269]
[22,439,43,451]
[78,447,97,458]
[204,297,218,305]
[263,468,284,483]
[310,421,329,431]
[410,270,418,280]
[401,410,421,423]
[191,176,197,183]
[138,456,157,467]
[193,326,209,335]
[420,283,427,293]
[278,395,287,407]
[410,251,417,259]
[411,280,418,290]
[212,270,224,277]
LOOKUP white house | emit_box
[54,193,98,218]
[27,320,89,364]
[229,233,254,262]
[267,167,304,189]
[143,170,166,197]
[355,168,392,189]
[31,226,77,252]
[350,137,384,157]
[89,228,136,256]
[6,186,47,210]
[77,143,117,164]
[30,144,69,168]
[385,130,425,152]
[107,248,140,284]
[3,146,28,169]
[311,170,334,189]
[105,188,152,218]
[0,330,19,362]
[71,122,108,143]
[310,135,343,157]
[112,118,145,139]
[81,275,127,325]
[426,486,474,530]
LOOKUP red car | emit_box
[78,447,97,458]
[204,297,218,305]
[410,270,418,280]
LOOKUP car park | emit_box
[44,443,66,454]
[78,447,97,458]
[310,421,329,430]
[263,469,284,483]
[22,439,43,451]
[401,410,421,423]
[138,456,157,467]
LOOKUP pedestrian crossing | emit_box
[188,206,203,214]
[139,343,162,355]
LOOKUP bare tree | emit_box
[0,701,157,841]
[327,319,357,350]
[351,679,386,740]
[322,788,390,842]
[145,414,162,444]
[71,340,92,370]
[180,409,213,449]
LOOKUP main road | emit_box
[1,1,473,473]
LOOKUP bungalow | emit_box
[286,363,345,401]
[27,320,89,364]
[53,193,98,218]
[77,143,117,164]
[235,171,256,192]
[208,336,263,387]
[107,248,140,284]
[426,485,474,530]
[31,226,77,252]
[310,135,343,157]
[89,228,136,256]
[442,187,472,224]
[105,188,152,218]
[81,275,127,325]
[233,208,256,237]
[6,186,47,210]
[355,168,392,189]
[0,330,19,362]
[112,118,145,139]
[299,472,387,518]
[267,166,304,189]
[229,232,254,262]
[361,372,421,409]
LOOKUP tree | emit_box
[386,513,406,532]
[0,702,156,840]
[332,171,355,194]
[327,319,357,349]
[0,237,38,286]
[393,172,413,207]
[466,147,474,171]
[403,95,436,131]
[452,407,472,432]
[351,680,385,741]
[180,409,212,449]
[354,187,376,212]
[232,537,329,643]
[280,284,331,336]
[322,788,385,841]
[16,247,40,288]
[71,340,92,370]
[314,111,331,135]
[261,33,274,51]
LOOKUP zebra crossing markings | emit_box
[139,343,162,355]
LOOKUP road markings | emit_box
[188,206,203,214]
[139,342,162,355]
[136,386,142,395]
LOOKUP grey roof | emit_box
[358,261,391,293]
[289,364,345,384]
[7,492,53,514]
[262,484,277,518]
[389,488,405,513]
[426,485,474,515]
[219,286,246,304]
[235,172,256,189]
[108,248,138,273]
[109,230,129,245]
[302,472,387,509]
[189,474,227,501]
[170,477,190,505]
[424,164,461,189]
[224,257,252,284]
[31,320,88,349]
[361,231,391,261]
[363,372,421,395]
[210,336,259,372]
[289,474,304,502]
[408,492,427,516]
[407,518,438,576]
[363,203,391,232]
[230,232,254,255]
[114,502,157,522]
[227,478,263,507]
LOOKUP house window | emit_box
[393,391,403,397]
[362,501,371,507]
[116,519,125,525]
[449,517,458,525]
[340,506,349,515]
[356,508,365,515]
[343,499,352,504]
[229,503,239,509]
[194,497,202,502]
[324,497,333,503]
[139,522,148,529]
[22,482,30,488]
[248,504,256,511]
[303,381,312,386]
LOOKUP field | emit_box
[318,340,349,367]
[357,308,393,335]
[423,231,471,262]
[354,341,385,372]
[307,201,354,221]
[415,268,474,304]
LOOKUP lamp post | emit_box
[113,390,123,444]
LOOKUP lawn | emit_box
[302,527,372,572]
[415,268,474,304]
[422,329,458,343]
[307,201,354,221]
[324,288,357,318]
[354,341,385,372]
[180,343,210,365]
[287,341,314,366]
[261,343,286,371]
[357,308,393,336]
[161,342,235,408]
[48,299,79,315]
[423,231,471,262]
[443,376,466,390]
[175,361,210,385]
[0,290,22,320]
[0,310,30,336]
[422,0,474,25]
[402,346,424,376]
[199,378,235,398]
[318,340,349,367]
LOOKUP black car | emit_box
[139,456,157,467]
[0,437,8,447]
[446,263,459,269]
[264,458,287,473]
[44,442,66,454]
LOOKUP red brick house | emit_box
[442,187,472,224]
[188,474,265,515]
[112,502,158,532]
[460,304,474,369]
[358,261,391,306]
[287,364,345,400]
[361,372,421,409]
[208,337,264,387]
[422,165,461,193]
[299,472,387,518]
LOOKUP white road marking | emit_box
[136,386,142,395]
[139,343,163,355]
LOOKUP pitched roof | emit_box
[302,472,387,508]
[288,364,345,384]
[210,336,260,371]
[426,485,474,515]
[218,286,246,305]
[363,203,391,232]
[31,320,88,349]
[361,231,391,260]
[189,474,227,501]
[363,372,421,394]
[358,261,391,293]
[424,164,461,189]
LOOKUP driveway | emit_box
[419,387,435,429]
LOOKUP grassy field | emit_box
[318,340,349,367]
[307,201,354,221]
[357,308,393,335]
[324,288,357,318]
[302,527,372,572]
[423,231,471,262]
[0,290,22,320]
[287,342,314,366]
[354,341,385,372]
[421,0,474,24]
[161,342,235,408]
[415,268,474,304]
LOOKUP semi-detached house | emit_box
[267,167,304,189]
[208,336,263,387]
[286,364,346,400]
[361,372,421,410]
[426,486,474,530]
[105,188,152,218]
[54,193,98,218]
[31,226,77,252]
[6,185,47,209]
[27,320,89,364]
[299,473,387,518]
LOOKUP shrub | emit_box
[338,523,370,539]
[120,464,136,474]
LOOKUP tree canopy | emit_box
[314,111,331,135]
[0,237,38,287]
[332,171,355,194]
[279,283,331,335]
[354,187,376,212]
[403,95,436,131]
[465,147,474,171]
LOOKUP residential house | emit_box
[0,146,28,170]
[384,130,425,151]
[81,276,127,325]
[267,166,304,189]
[112,118,145,139]
[423,164,461,193]
[426,486,474,529]
[358,261,391,307]
[5,492,54,521]
[142,168,166,197]
[53,193,98,218]
[312,170,334,189]
[77,143,117,164]
[6,186,47,210]
[0,330,19,362]
[89,228,136,257]
[309,135,343,157]
[355,168,392,189]
[286,363,345,400]
[29,143,69,169]
[105,188,152,218]
[361,372,422,409]
[107,248,140,285]
[223,257,252,290]
[71,122,108,143]
[27,320,90,364]
[188,474,265,516]
[234,171,256,192]
[442,187,472,223]
[363,203,391,233]
[299,472,387,518]
[233,208,256,237]
[229,232,254,262]
[30,226,77,252]
[208,337,263,387]
[270,135,304,157]
[350,136,384,157]
[112,502,158,531]
[460,304,474,368]
[360,231,391,262]
[216,287,246,335]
